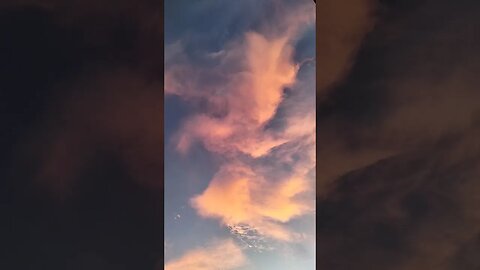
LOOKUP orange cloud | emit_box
[166,1,315,243]
[166,2,315,157]
[176,114,235,154]
[190,163,313,242]
[164,239,246,270]
[191,165,254,224]
[242,32,298,124]
[170,29,300,158]
[257,176,310,222]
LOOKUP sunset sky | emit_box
[2,0,480,269]
[164,0,315,269]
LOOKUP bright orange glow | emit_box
[190,165,312,241]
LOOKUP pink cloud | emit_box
[165,239,247,270]
[166,1,315,243]
[190,162,313,242]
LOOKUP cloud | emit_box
[29,69,164,197]
[190,163,312,241]
[2,0,165,198]
[168,31,301,158]
[166,3,314,157]
[315,0,480,269]
[316,0,376,96]
[166,0,315,243]
[0,2,164,268]
[315,0,480,194]
[228,223,274,252]
[164,239,247,270]
[317,126,480,270]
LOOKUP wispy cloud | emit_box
[228,223,274,252]
[166,27,305,156]
[166,0,315,243]
[191,163,312,242]
[165,239,247,270]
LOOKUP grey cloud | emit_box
[317,0,480,268]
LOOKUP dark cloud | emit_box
[0,1,163,269]
[316,0,377,96]
[317,127,480,270]
[317,0,480,190]
[317,0,480,269]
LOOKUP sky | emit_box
[1,1,164,269]
[315,0,480,269]
[164,0,316,269]
[2,0,480,270]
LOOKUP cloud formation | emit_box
[166,0,315,243]
[315,0,480,269]
[171,31,298,158]
[317,126,480,270]
[316,0,376,96]
[164,239,247,270]
[191,163,311,241]
[30,69,164,196]
[1,1,164,269]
